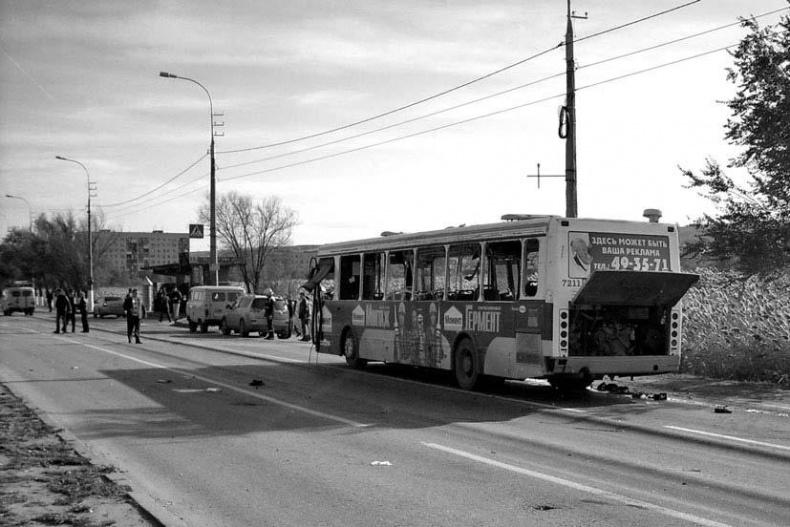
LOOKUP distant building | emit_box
[263,245,319,281]
[189,244,318,287]
[98,230,189,280]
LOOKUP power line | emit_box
[574,0,701,44]
[220,43,737,184]
[216,46,561,155]
[100,153,207,208]
[218,7,788,174]
[102,170,208,218]
[103,178,209,221]
[216,0,703,155]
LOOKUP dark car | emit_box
[94,296,125,318]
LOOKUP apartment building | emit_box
[98,230,189,280]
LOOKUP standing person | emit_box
[286,296,295,339]
[169,287,182,323]
[297,291,310,341]
[67,290,77,333]
[157,288,171,322]
[46,288,53,312]
[123,289,133,342]
[127,288,143,343]
[53,289,70,333]
[264,290,275,340]
[78,291,89,333]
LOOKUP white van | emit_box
[186,285,245,333]
[1,285,36,316]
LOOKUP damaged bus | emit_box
[302,213,699,391]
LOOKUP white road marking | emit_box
[665,425,790,452]
[422,442,732,527]
[752,402,790,412]
[77,342,370,428]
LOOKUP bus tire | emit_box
[239,319,249,337]
[454,338,479,390]
[200,320,208,333]
[220,318,231,335]
[188,320,197,333]
[342,330,366,369]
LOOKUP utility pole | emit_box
[563,0,585,218]
[527,1,585,217]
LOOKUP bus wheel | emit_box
[454,338,479,390]
[342,330,366,369]
[239,319,249,338]
[200,320,208,333]
[188,320,197,333]
[220,319,231,335]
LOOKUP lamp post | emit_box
[55,155,94,312]
[159,71,218,286]
[4,194,32,230]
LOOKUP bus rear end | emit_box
[546,217,698,388]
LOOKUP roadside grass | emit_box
[682,268,790,384]
[0,384,149,527]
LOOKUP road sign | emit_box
[189,224,204,239]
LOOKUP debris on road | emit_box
[370,460,392,466]
[249,379,264,388]
[599,382,667,401]
[714,405,732,414]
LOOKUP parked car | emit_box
[220,294,293,338]
[93,296,126,318]
[220,295,268,337]
[186,285,245,333]
[1,285,35,316]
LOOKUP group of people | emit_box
[49,284,312,344]
[153,286,183,323]
[52,289,89,334]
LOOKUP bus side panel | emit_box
[317,301,341,355]
[483,300,549,379]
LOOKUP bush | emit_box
[682,268,790,384]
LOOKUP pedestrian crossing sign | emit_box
[189,224,204,239]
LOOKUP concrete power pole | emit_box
[563,0,583,218]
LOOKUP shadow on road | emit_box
[83,355,647,443]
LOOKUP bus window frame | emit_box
[362,251,385,301]
[521,237,541,299]
[415,245,448,301]
[485,238,522,301]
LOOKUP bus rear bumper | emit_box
[547,355,680,378]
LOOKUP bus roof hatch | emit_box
[572,271,699,307]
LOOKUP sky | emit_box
[1,0,787,252]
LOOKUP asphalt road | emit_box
[1,313,789,527]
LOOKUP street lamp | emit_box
[159,71,219,286]
[55,155,94,312]
[4,194,32,230]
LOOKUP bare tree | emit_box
[199,192,298,293]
